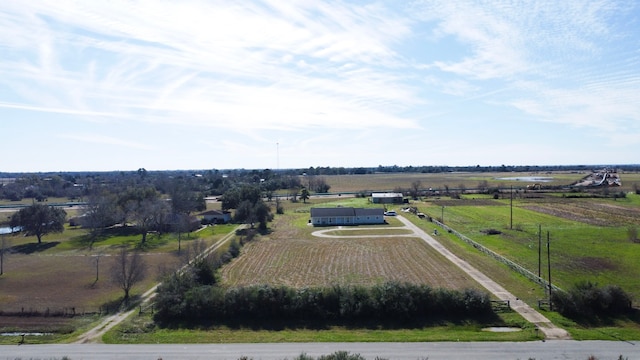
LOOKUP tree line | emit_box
[155,276,493,327]
[0,168,309,202]
[5,171,298,245]
[5,163,636,202]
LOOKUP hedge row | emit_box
[154,277,493,325]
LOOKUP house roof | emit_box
[372,192,403,198]
[200,210,230,216]
[310,207,384,217]
[310,207,355,217]
[355,208,384,216]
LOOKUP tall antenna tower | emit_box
[276,142,280,171]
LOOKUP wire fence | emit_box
[0,305,124,317]
[430,218,564,294]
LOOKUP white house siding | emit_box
[310,208,384,226]
[371,192,403,204]
[354,215,384,224]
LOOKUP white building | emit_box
[310,207,385,226]
[371,192,404,204]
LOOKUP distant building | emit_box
[371,192,404,204]
[310,207,385,226]
[69,215,89,227]
[201,210,232,224]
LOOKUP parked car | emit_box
[384,210,397,216]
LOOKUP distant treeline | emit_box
[1,164,638,202]
[298,164,640,176]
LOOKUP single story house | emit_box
[201,210,232,224]
[371,192,404,204]
[310,207,385,226]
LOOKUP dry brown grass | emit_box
[320,172,589,193]
[0,251,181,314]
[523,200,640,226]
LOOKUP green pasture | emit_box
[418,195,640,299]
[417,195,639,290]
[402,205,640,340]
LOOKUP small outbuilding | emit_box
[371,192,404,204]
[310,207,385,226]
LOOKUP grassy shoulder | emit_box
[103,311,538,344]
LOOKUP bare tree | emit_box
[110,247,147,300]
[83,191,120,248]
[126,198,170,243]
[409,180,422,199]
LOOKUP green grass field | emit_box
[417,193,640,301]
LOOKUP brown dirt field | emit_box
[523,200,640,226]
[220,215,480,290]
[433,199,504,207]
[221,236,479,289]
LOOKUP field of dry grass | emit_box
[316,171,640,195]
[220,212,481,290]
[0,224,235,335]
[321,171,594,193]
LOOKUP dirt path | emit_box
[395,215,570,340]
[74,225,245,343]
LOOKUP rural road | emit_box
[3,341,639,359]
[395,215,570,340]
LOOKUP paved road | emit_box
[2,341,638,359]
[395,215,570,340]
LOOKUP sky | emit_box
[1,1,639,173]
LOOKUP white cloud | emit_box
[0,0,638,171]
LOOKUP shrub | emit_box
[552,281,632,321]
[318,351,366,360]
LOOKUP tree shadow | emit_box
[570,308,640,327]
[10,241,59,254]
[99,294,143,314]
[158,311,504,331]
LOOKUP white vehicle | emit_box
[384,210,397,216]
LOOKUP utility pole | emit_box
[547,230,552,311]
[510,186,513,230]
[441,206,445,224]
[538,224,542,277]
